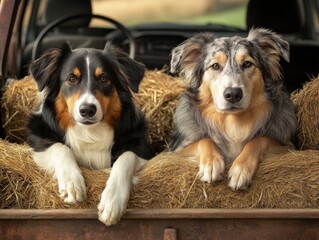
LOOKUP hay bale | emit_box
[1,71,185,150]
[134,70,185,150]
[0,167,35,209]
[130,151,319,209]
[0,139,318,209]
[0,139,110,209]
[1,70,318,209]
[1,76,39,143]
[291,77,319,150]
[2,71,319,151]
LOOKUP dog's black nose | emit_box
[79,103,97,118]
[223,87,243,103]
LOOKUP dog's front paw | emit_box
[57,169,87,204]
[228,162,254,190]
[98,183,129,226]
[198,155,225,183]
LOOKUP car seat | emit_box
[246,0,319,92]
[20,0,107,76]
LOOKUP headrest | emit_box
[44,0,92,27]
[246,0,305,34]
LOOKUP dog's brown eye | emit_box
[67,74,78,84]
[99,74,109,83]
[211,63,220,70]
[243,61,252,68]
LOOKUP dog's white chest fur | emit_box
[216,131,248,163]
[65,122,114,169]
[216,116,255,162]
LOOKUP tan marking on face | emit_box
[199,78,214,108]
[235,49,258,79]
[235,50,252,65]
[208,51,227,69]
[55,91,78,130]
[96,90,122,127]
[198,80,228,134]
[235,49,266,104]
[233,49,267,110]
[73,67,81,78]
[202,51,227,88]
[202,51,229,110]
[198,73,271,144]
[214,51,227,64]
[250,69,265,99]
[95,67,103,77]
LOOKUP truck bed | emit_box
[1,209,319,240]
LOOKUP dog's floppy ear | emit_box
[117,56,145,93]
[104,43,145,93]
[170,33,214,87]
[29,43,71,92]
[247,28,289,80]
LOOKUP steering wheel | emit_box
[32,14,136,61]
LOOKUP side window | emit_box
[91,0,248,29]
[21,0,34,47]
[35,0,48,26]
[314,0,319,39]
[21,0,45,47]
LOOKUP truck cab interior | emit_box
[4,0,319,94]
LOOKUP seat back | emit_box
[20,0,106,76]
[44,0,92,27]
[247,0,305,37]
[246,0,319,92]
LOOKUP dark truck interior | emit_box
[5,0,319,95]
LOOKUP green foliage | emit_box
[181,6,247,29]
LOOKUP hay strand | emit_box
[134,70,185,150]
[291,77,319,150]
[128,151,319,209]
[0,139,318,209]
[1,76,39,143]
[1,70,318,210]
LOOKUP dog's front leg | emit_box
[180,138,225,183]
[98,151,147,226]
[33,143,87,203]
[228,136,290,190]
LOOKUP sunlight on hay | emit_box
[0,70,319,210]
[129,151,319,209]
[0,139,110,209]
[1,76,39,143]
[0,139,318,209]
[291,77,319,150]
[134,70,185,150]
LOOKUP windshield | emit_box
[91,0,248,29]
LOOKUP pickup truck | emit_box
[0,0,319,239]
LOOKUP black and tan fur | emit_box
[27,43,154,225]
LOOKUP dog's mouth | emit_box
[79,120,98,125]
[221,107,244,114]
[216,103,244,113]
[75,117,101,126]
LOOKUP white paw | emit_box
[228,164,253,190]
[98,183,130,226]
[198,156,225,183]
[57,169,87,204]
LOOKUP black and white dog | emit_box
[27,43,155,225]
